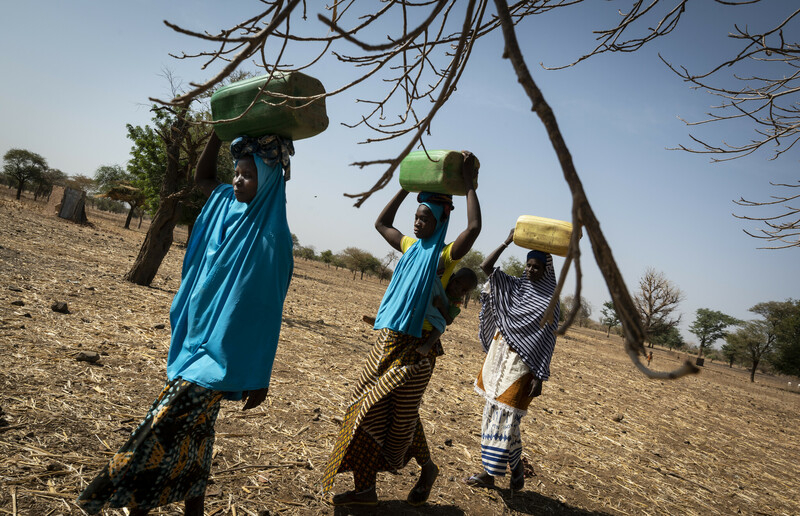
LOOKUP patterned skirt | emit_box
[78,379,224,514]
[474,330,535,476]
[321,328,438,494]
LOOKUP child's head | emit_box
[446,267,478,299]
[233,155,258,203]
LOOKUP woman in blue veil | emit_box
[78,132,294,516]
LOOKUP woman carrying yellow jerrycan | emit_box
[466,216,573,491]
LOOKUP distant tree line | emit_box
[2,148,67,202]
[596,267,800,382]
[1,148,149,222]
[291,235,395,283]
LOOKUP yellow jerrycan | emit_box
[513,215,576,257]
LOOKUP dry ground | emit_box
[1,189,798,516]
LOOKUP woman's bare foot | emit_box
[407,460,439,506]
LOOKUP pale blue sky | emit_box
[1,2,797,346]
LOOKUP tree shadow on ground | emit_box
[281,316,329,336]
[333,501,465,515]
[497,486,612,515]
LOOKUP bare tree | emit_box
[137,1,725,378]
[544,2,800,248]
[634,268,684,347]
[663,7,800,163]
[564,295,592,327]
[733,181,800,249]
[379,251,398,284]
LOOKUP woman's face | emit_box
[524,257,546,283]
[413,205,438,239]
[233,156,258,203]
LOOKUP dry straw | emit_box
[1,191,798,515]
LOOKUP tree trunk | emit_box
[15,182,24,200]
[124,206,135,229]
[125,198,182,285]
[125,116,190,286]
[186,222,194,245]
[750,359,758,382]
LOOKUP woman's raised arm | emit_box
[195,131,222,198]
[481,229,514,276]
[375,188,410,252]
[450,151,481,260]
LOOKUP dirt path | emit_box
[1,192,798,515]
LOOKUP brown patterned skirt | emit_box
[321,328,439,494]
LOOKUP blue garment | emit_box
[167,153,293,399]
[424,278,449,333]
[374,199,450,338]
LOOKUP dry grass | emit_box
[1,188,798,516]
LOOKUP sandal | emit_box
[330,487,378,506]
[407,462,439,506]
[464,472,495,488]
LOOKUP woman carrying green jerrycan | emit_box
[78,132,294,515]
[322,152,482,506]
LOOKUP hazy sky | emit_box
[2,2,797,346]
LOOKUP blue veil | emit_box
[167,138,294,398]
[374,195,450,338]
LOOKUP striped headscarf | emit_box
[478,254,560,381]
[230,134,294,181]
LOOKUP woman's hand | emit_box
[528,378,542,398]
[242,387,269,410]
[460,150,477,189]
[416,342,434,357]
[451,150,482,261]
[505,228,515,246]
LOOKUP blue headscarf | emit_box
[527,249,548,264]
[374,193,451,338]
[167,137,294,399]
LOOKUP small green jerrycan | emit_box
[399,150,479,195]
[210,71,329,141]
